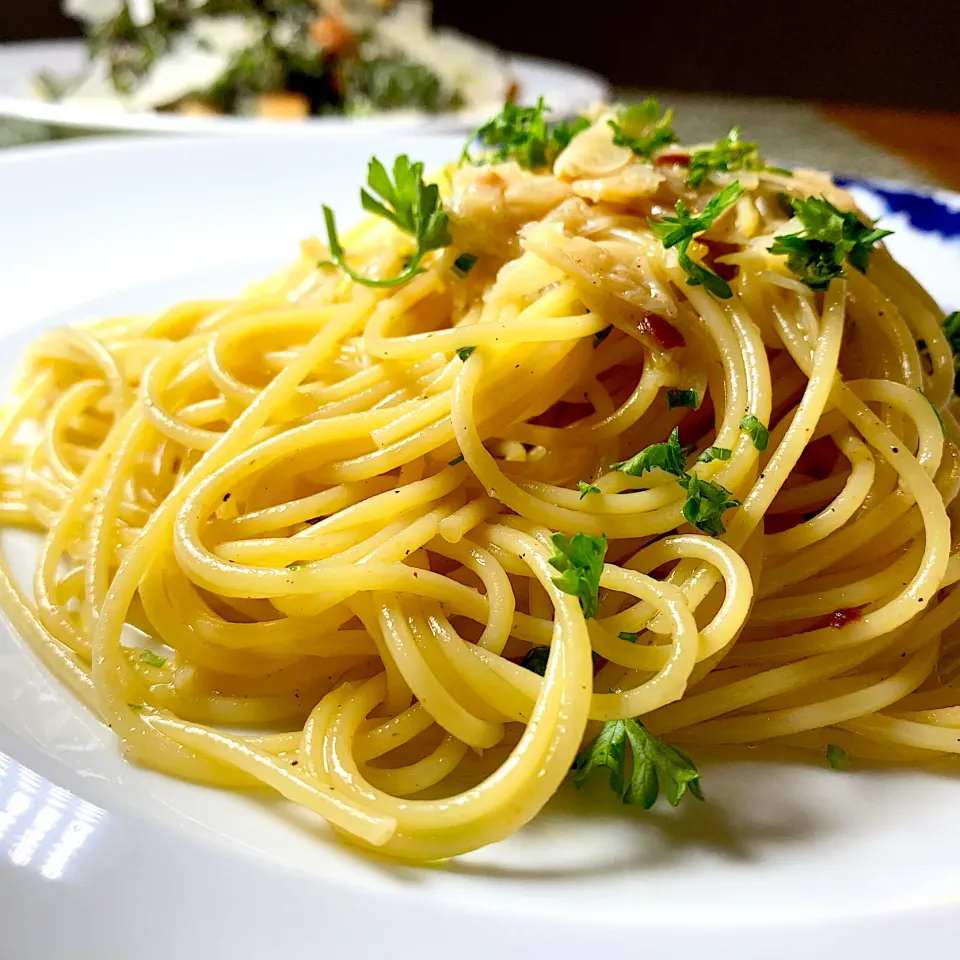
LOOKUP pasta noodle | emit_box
[2,101,960,861]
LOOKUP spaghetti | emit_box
[2,101,959,861]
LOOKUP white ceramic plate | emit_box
[0,39,609,136]
[0,134,959,960]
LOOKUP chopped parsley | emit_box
[610,426,687,478]
[649,182,744,299]
[666,388,699,409]
[461,97,588,169]
[573,717,704,808]
[607,99,677,158]
[456,346,476,361]
[618,631,639,643]
[577,480,601,499]
[140,650,167,668]
[697,445,732,463]
[685,126,790,188]
[768,196,893,290]
[287,563,303,572]
[453,252,478,277]
[520,645,551,676]
[448,454,465,466]
[917,388,946,436]
[740,414,770,452]
[943,311,960,395]
[322,155,450,288]
[548,532,607,619]
[826,743,849,771]
[677,474,741,536]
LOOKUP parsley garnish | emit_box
[649,182,744,299]
[685,126,789,188]
[610,426,687,478]
[548,532,607,619]
[740,414,769,452]
[917,388,946,436]
[768,196,893,290]
[456,346,476,361]
[140,650,167,668]
[666,388,698,409]
[607,99,677,158]
[943,311,960,395]
[697,445,732,463]
[577,481,601,499]
[322,155,451,288]
[677,474,740,536]
[287,563,303,572]
[826,743,849,770]
[520,645,550,676]
[461,98,587,169]
[593,325,613,348]
[618,631,639,643]
[448,454,465,466]
[453,252,478,277]
[573,718,704,807]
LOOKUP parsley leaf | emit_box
[768,196,893,290]
[649,182,744,299]
[322,155,451,289]
[548,532,607,619]
[453,252,478,277]
[618,631,639,643]
[573,717,704,808]
[462,97,587,169]
[140,650,167,668]
[520,645,550,676]
[607,98,677,158]
[666,388,698,409]
[917,388,946,436]
[610,426,687,478]
[456,346,476,361]
[943,311,960,395]
[677,474,740,536]
[685,126,786,188]
[826,743,849,770]
[740,414,770,452]
[697,445,732,463]
[448,454,465,466]
[577,480,601,499]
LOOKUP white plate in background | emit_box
[0,134,959,959]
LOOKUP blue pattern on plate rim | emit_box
[838,177,960,240]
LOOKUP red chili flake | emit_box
[824,607,863,629]
[638,312,685,349]
[654,153,691,167]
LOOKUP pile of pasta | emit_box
[2,103,959,862]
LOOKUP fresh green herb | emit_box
[448,454,465,466]
[826,743,850,771]
[685,126,789,188]
[573,717,704,807]
[917,388,946,436]
[768,196,893,290]
[697,445,732,463]
[649,182,745,299]
[456,346,476,361]
[577,481,601,499]
[607,99,677,158]
[288,563,303,572]
[461,97,587,169]
[740,414,770,452]
[610,426,687,478]
[593,325,613,348]
[453,252,478,277]
[618,631,639,643]
[677,474,740,536]
[322,155,451,288]
[943,311,960,395]
[548,532,607,619]
[666,388,699,409]
[341,55,462,115]
[140,650,167,668]
[520,645,551,676]
[127,702,144,711]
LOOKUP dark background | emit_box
[3,0,960,111]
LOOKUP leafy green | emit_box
[740,414,770,452]
[456,346,477,361]
[577,481,601,499]
[520,645,551,676]
[917,388,946,436]
[618,631,639,643]
[453,253,478,277]
[607,99,677,158]
[461,98,588,169]
[573,718,704,807]
[649,182,745,299]
[448,454,465,466]
[666,388,698,409]
[768,196,893,290]
[610,426,687,478]
[685,126,789,188]
[340,55,462,114]
[287,563,303,572]
[322,155,451,288]
[140,650,167,668]
[826,743,849,770]
[943,311,960,396]
[697,446,732,463]
[548,532,607,619]
[678,474,740,536]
